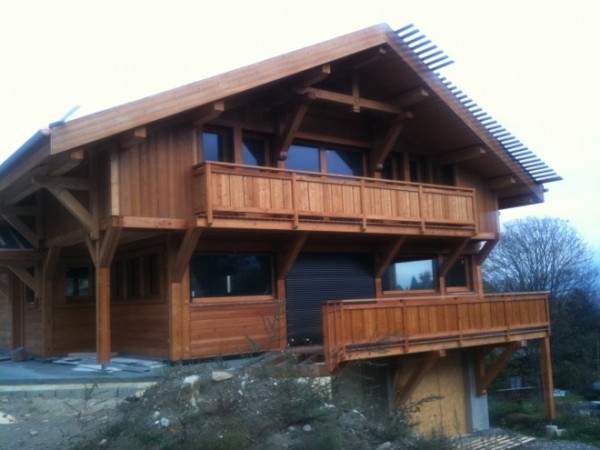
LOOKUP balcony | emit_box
[192,162,477,236]
[322,292,550,372]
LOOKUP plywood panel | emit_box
[395,353,467,436]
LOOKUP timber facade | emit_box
[0,24,560,434]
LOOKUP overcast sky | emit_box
[1,0,598,259]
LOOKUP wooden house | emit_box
[0,24,560,434]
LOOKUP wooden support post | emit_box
[276,94,314,160]
[42,246,61,356]
[96,266,111,364]
[439,238,470,278]
[375,236,406,279]
[540,337,556,419]
[395,350,444,407]
[277,233,307,280]
[474,341,523,395]
[370,112,412,172]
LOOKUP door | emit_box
[286,252,375,345]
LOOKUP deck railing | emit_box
[322,292,550,372]
[192,162,476,234]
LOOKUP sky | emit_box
[1,0,599,260]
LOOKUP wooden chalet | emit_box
[0,24,560,434]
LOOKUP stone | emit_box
[98,438,108,448]
[302,424,312,432]
[0,412,16,424]
[183,375,201,386]
[152,411,160,419]
[212,371,233,381]
[30,430,38,436]
[376,442,392,450]
[160,417,170,427]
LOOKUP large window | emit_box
[286,141,364,176]
[383,257,436,292]
[446,257,470,291]
[190,253,273,300]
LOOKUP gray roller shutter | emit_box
[286,253,375,345]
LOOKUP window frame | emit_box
[445,257,472,293]
[198,125,233,163]
[111,248,165,303]
[382,256,438,295]
[189,252,275,303]
[285,140,366,176]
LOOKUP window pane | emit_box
[243,137,266,166]
[190,254,273,298]
[326,148,363,176]
[202,132,222,162]
[383,258,436,291]
[446,258,468,288]
[286,144,320,172]
[66,266,91,297]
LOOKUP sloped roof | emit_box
[1,23,559,206]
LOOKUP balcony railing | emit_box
[192,162,476,235]
[322,292,550,372]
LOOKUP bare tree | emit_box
[484,216,600,392]
[484,216,598,298]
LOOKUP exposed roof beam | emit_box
[437,146,487,165]
[293,64,331,87]
[193,100,226,126]
[297,87,404,114]
[351,46,387,69]
[0,213,39,248]
[43,186,98,238]
[276,94,315,160]
[390,87,430,107]
[371,112,412,171]
[33,175,90,191]
[119,127,147,149]
[0,250,43,263]
[489,175,517,190]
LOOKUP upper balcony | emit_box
[192,162,477,236]
[322,292,550,372]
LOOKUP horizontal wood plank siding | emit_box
[189,300,284,358]
[112,302,169,357]
[52,305,95,354]
[323,292,550,372]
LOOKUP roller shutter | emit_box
[286,252,375,345]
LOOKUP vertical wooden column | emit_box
[540,337,556,419]
[42,246,61,356]
[96,266,111,364]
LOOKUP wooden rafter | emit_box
[0,250,43,263]
[391,86,429,107]
[395,350,445,406]
[171,227,202,282]
[475,341,524,395]
[439,238,470,278]
[489,175,517,190]
[119,127,147,149]
[33,175,90,191]
[98,225,122,268]
[297,87,405,115]
[277,232,308,279]
[193,100,225,126]
[7,264,37,294]
[370,112,412,171]
[294,64,331,87]
[477,240,498,265]
[437,146,487,166]
[0,213,39,248]
[351,46,387,69]
[43,185,97,238]
[375,236,406,278]
[276,95,314,160]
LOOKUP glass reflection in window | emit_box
[383,258,436,291]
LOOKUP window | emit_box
[409,156,428,183]
[190,253,273,300]
[111,250,163,301]
[383,257,437,292]
[200,126,231,162]
[287,143,320,172]
[286,141,365,175]
[242,133,269,166]
[446,257,470,290]
[66,266,92,299]
[326,147,363,176]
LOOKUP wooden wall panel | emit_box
[24,304,43,356]
[118,126,194,219]
[112,302,170,357]
[395,352,467,436]
[189,300,284,358]
[52,305,95,355]
[0,272,12,350]
[456,168,499,235]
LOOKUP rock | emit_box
[265,433,290,449]
[302,424,312,432]
[160,417,170,427]
[183,375,201,386]
[134,390,145,399]
[288,426,295,431]
[339,410,367,431]
[0,412,16,424]
[98,438,108,448]
[152,411,160,419]
[376,442,392,450]
[30,430,38,436]
[212,371,233,381]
